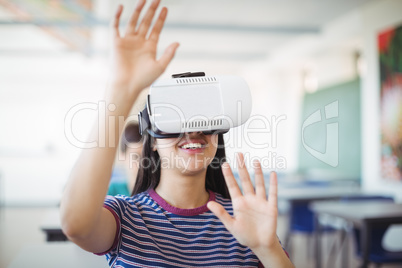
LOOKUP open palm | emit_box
[110,0,179,94]
[208,153,279,251]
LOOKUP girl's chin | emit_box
[178,165,209,175]
[160,154,214,174]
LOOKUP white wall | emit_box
[0,53,109,206]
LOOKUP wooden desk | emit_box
[7,242,108,268]
[310,201,402,268]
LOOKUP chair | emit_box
[284,181,336,258]
[339,195,402,267]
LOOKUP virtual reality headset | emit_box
[138,72,252,139]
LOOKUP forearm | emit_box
[252,239,295,268]
[60,82,139,238]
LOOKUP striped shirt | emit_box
[97,190,282,267]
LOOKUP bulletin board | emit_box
[378,24,402,182]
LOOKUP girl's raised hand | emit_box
[207,153,279,253]
[110,0,179,98]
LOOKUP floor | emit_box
[0,207,401,268]
[0,207,49,268]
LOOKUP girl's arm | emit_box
[60,0,179,254]
[207,153,295,268]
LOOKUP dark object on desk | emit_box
[40,209,68,242]
[311,200,402,268]
[41,227,68,242]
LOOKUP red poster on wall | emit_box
[379,25,402,181]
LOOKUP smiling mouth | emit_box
[179,143,206,149]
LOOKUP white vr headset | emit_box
[138,72,252,138]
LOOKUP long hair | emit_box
[132,133,230,199]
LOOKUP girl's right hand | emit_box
[109,0,179,100]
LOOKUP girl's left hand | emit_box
[207,153,279,251]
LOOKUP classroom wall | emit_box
[260,1,363,180]
[360,0,402,201]
[0,54,109,206]
[2,0,401,205]
[298,79,361,180]
[267,0,402,199]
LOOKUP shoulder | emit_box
[104,191,152,216]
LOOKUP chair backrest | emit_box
[382,225,402,251]
[289,182,333,233]
[291,201,315,232]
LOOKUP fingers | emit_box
[268,171,278,210]
[137,0,160,37]
[207,201,234,231]
[148,7,167,42]
[236,153,254,195]
[158,42,180,70]
[221,162,242,199]
[125,0,146,36]
[253,160,267,199]
[112,5,123,38]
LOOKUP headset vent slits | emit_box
[181,119,222,129]
[176,77,217,84]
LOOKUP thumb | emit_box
[158,42,180,70]
[207,201,234,231]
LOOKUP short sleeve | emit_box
[94,195,128,260]
[103,194,129,220]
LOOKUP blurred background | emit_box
[0,0,401,267]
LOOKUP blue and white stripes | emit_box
[101,191,262,267]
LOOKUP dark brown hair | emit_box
[132,133,230,198]
[120,123,142,153]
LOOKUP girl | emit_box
[60,0,294,267]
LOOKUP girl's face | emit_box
[154,132,218,175]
